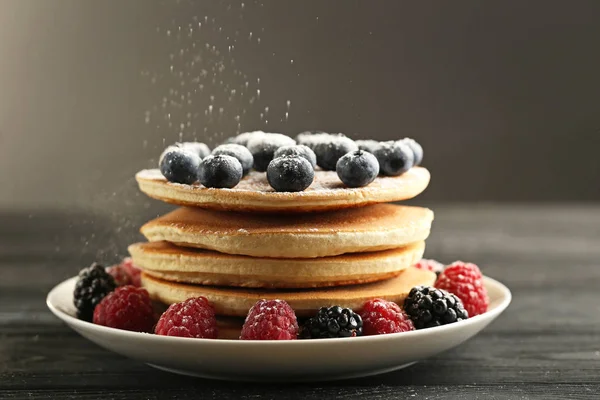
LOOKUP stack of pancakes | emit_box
[132,167,436,338]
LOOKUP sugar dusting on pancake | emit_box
[135,167,430,212]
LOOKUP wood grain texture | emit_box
[1,205,600,399]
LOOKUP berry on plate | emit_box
[435,261,489,317]
[120,257,142,287]
[336,150,380,188]
[313,135,358,171]
[240,299,299,340]
[155,296,218,338]
[274,144,317,168]
[359,299,414,335]
[159,146,201,184]
[373,141,414,176]
[246,133,296,172]
[106,264,131,286]
[267,155,314,192]
[212,143,254,176]
[413,259,445,275]
[404,286,468,329]
[300,306,363,339]
[93,286,155,333]
[198,154,243,188]
[73,263,117,321]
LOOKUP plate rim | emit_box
[46,274,511,346]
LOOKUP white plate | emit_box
[47,276,511,382]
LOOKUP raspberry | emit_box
[155,297,218,339]
[413,259,444,275]
[240,299,298,340]
[93,286,155,333]
[106,264,132,286]
[359,299,414,335]
[435,261,489,317]
[120,257,142,287]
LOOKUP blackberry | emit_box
[300,306,363,339]
[274,145,317,168]
[212,143,254,176]
[73,263,117,321]
[198,154,243,188]
[267,156,314,192]
[403,286,469,329]
[336,150,379,188]
[246,133,296,172]
[313,136,358,171]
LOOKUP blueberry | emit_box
[401,138,423,166]
[198,154,243,188]
[274,145,317,168]
[313,136,358,171]
[373,141,414,176]
[246,133,296,172]
[227,131,265,147]
[336,150,379,188]
[159,146,201,184]
[267,156,314,192]
[295,130,327,147]
[212,144,254,176]
[180,142,211,159]
[297,132,350,152]
[355,139,380,154]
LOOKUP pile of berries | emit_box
[157,131,424,192]
[74,257,488,340]
[74,261,154,332]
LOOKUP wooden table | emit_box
[2,205,599,399]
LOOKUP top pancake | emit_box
[135,167,430,213]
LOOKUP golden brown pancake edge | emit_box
[141,267,437,317]
[136,167,430,212]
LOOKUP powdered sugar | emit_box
[137,167,425,196]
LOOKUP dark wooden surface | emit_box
[2,204,600,399]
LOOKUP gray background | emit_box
[1,0,600,214]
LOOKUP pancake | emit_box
[142,267,436,317]
[216,316,244,340]
[128,241,425,288]
[135,167,430,213]
[140,204,433,258]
